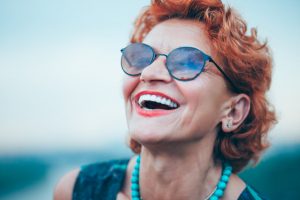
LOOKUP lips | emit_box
[134,91,180,117]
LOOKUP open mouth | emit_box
[137,94,179,110]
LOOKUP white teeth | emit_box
[138,94,178,108]
[150,95,156,102]
[166,99,171,105]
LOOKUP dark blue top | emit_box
[73,159,267,200]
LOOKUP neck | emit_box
[138,140,222,200]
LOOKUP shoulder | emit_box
[53,159,130,200]
[53,168,80,200]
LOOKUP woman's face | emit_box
[122,19,232,146]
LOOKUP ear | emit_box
[221,94,251,133]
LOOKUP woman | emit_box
[54,0,277,199]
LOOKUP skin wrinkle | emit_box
[139,143,218,199]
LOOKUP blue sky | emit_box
[0,0,299,154]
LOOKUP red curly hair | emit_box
[127,0,277,172]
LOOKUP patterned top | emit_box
[73,159,267,200]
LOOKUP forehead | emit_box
[143,19,212,55]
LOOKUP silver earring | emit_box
[226,120,233,128]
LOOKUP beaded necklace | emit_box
[131,155,232,200]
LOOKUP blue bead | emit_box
[132,198,140,200]
[217,181,226,189]
[131,190,140,197]
[223,169,231,176]
[134,163,140,170]
[214,189,224,197]
[209,195,219,200]
[136,156,141,163]
[221,175,229,182]
[131,176,138,183]
[132,170,139,176]
[131,183,139,190]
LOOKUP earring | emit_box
[226,120,233,129]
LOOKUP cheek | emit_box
[177,79,223,124]
[176,79,207,105]
[122,76,140,102]
[178,75,227,107]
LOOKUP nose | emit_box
[139,54,172,83]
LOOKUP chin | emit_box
[129,126,173,145]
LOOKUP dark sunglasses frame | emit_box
[120,43,239,93]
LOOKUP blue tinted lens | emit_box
[121,43,155,75]
[167,47,205,80]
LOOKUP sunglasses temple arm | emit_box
[209,58,240,93]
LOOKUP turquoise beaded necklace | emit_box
[131,155,232,200]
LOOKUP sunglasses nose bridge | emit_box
[140,53,172,83]
[154,53,168,70]
[156,53,168,58]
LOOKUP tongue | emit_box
[144,101,173,110]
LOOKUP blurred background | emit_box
[0,0,299,199]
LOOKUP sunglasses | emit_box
[120,43,239,92]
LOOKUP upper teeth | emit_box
[138,94,178,108]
